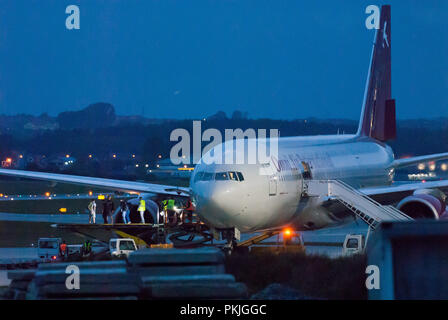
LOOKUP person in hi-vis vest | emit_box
[138,197,146,223]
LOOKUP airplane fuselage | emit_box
[191,134,395,233]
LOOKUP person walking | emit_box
[59,240,67,260]
[88,199,97,224]
[102,196,114,224]
[161,199,168,224]
[138,197,146,224]
[120,200,129,224]
[183,199,195,223]
[166,197,176,225]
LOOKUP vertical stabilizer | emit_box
[357,5,396,141]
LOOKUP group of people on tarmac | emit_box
[159,197,195,226]
[86,195,195,225]
[87,195,115,224]
[58,239,93,261]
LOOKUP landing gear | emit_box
[222,229,237,256]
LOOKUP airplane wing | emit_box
[360,180,448,205]
[391,152,448,169]
[0,168,190,197]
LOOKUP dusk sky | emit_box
[0,1,446,119]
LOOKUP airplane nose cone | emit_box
[193,183,242,229]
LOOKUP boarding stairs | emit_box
[303,180,413,230]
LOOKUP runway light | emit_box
[59,208,67,213]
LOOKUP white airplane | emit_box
[1,5,448,246]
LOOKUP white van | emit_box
[38,238,62,262]
[109,238,137,258]
[342,234,365,256]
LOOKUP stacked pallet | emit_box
[4,247,247,299]
[129,248,247,299]
[26,260,140,300]
[4,269,36,299]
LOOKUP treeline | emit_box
[2,116,448,163]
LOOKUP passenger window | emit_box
[236,172,244,181]
[215,172,229,180]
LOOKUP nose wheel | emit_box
[222,229,237,256]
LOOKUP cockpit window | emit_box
[194,171,244,182]
[202,172,214,181]
[194,171,204,183]
[215,172,229,180]
[228,172,238,181]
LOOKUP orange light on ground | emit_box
[45,192,51,197]
[283,228,293,238]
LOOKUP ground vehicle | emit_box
[342,234,366,256]
[109,238,137,258]
[37,237,62,262]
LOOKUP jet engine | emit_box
[396,188,447,219]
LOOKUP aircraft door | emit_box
[269,175,277,196]
[301,161,312,180]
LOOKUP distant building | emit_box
[149,157,195,179]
